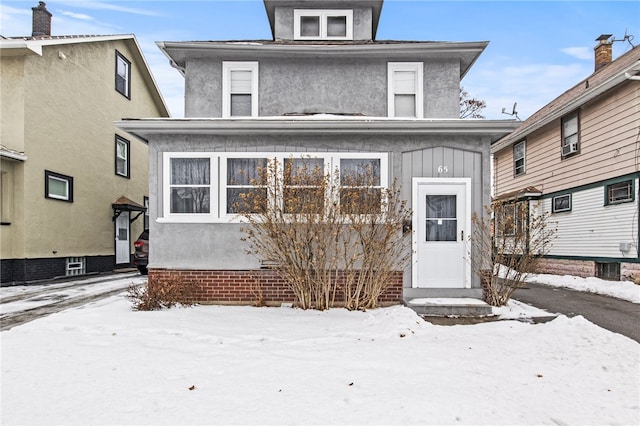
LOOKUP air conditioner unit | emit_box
[562,142,578,156]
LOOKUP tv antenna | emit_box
[501,102,521,120]
[612,29,635,48]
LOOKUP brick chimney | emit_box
[594,34,613,71]
[32,2,52,37]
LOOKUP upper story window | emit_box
[513,140,525,176]
[115,50,131,99]
[294,9,353,40]
[222,62,259,118]
[45,170,73,202]
[115,135,130,178]
[388,63,423,118]
[561,111,579,157]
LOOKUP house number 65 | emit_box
[437,165,449,174]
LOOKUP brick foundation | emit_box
[536,258,596,278]
[148,268,403,306]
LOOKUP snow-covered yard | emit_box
[1,285,639,425]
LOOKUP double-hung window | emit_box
[165,154,213,218]
[294,9,353,40]
[222,62,259,118]
[561,111,579,157]
[339,158,382,214]
[45,170,73,202]
[115,50,131,99]
[513,140,525,176]
[388,63,423,118]
[115,135,130,178]
[225,157,268,214]
[283,157,326,214]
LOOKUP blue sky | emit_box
[1,0,638,119]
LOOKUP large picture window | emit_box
[161,152,388,222]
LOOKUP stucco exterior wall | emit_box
[1,38,167,281]
[183,57,461,119]
[273,6,373,40]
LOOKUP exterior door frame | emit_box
[411,177,472,289]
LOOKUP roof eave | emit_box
[117,118,521,142]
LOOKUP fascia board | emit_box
[117,118,520,139]
[159,41,487,73]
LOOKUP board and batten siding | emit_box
[540,178,639,259]
[401,146,484,216]
[494,81,639,196]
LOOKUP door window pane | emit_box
[425,195,457,241]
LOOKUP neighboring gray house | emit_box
[118,0,519,305]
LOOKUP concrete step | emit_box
[403,297,493,317]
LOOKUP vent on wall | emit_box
[66,257,86,276]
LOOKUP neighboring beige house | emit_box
[492,35,640,280]
[0,2,169,284]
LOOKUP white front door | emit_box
[412,178,471,288]
[115,212,130,265]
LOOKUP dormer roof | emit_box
[263,0,384,40]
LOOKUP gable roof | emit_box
[0,34,170,117]
[492,44,640,153]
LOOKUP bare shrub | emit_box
[239,157,411,311]
[470,199,556,306]
[128,274,197,311]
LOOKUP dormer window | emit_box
[294,10,353,40]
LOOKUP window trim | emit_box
[513,140,526,177]
[222,61,259,118]
[45,170,73,202]
[115,50,131,99]
[552,194,571,213]
[294,9,353,40]
[161,152,389,223]
[115,135,130,178]
[605,179,634,206]
[143,196,149,230]
[561,111,580,158]
[387,62,423,118]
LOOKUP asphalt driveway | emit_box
[513,282,640,343]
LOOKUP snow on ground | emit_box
[1,293,638,425]
[0,274,146,314]
[525,273,640,303]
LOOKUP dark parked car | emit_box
[133,230,149,275]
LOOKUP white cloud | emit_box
[56,1,165,17]
[561,46,592,60]
[464,61,591,120]
[60,11,94,21]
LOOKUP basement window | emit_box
[66,257,86,276]
[596,262,620,281]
